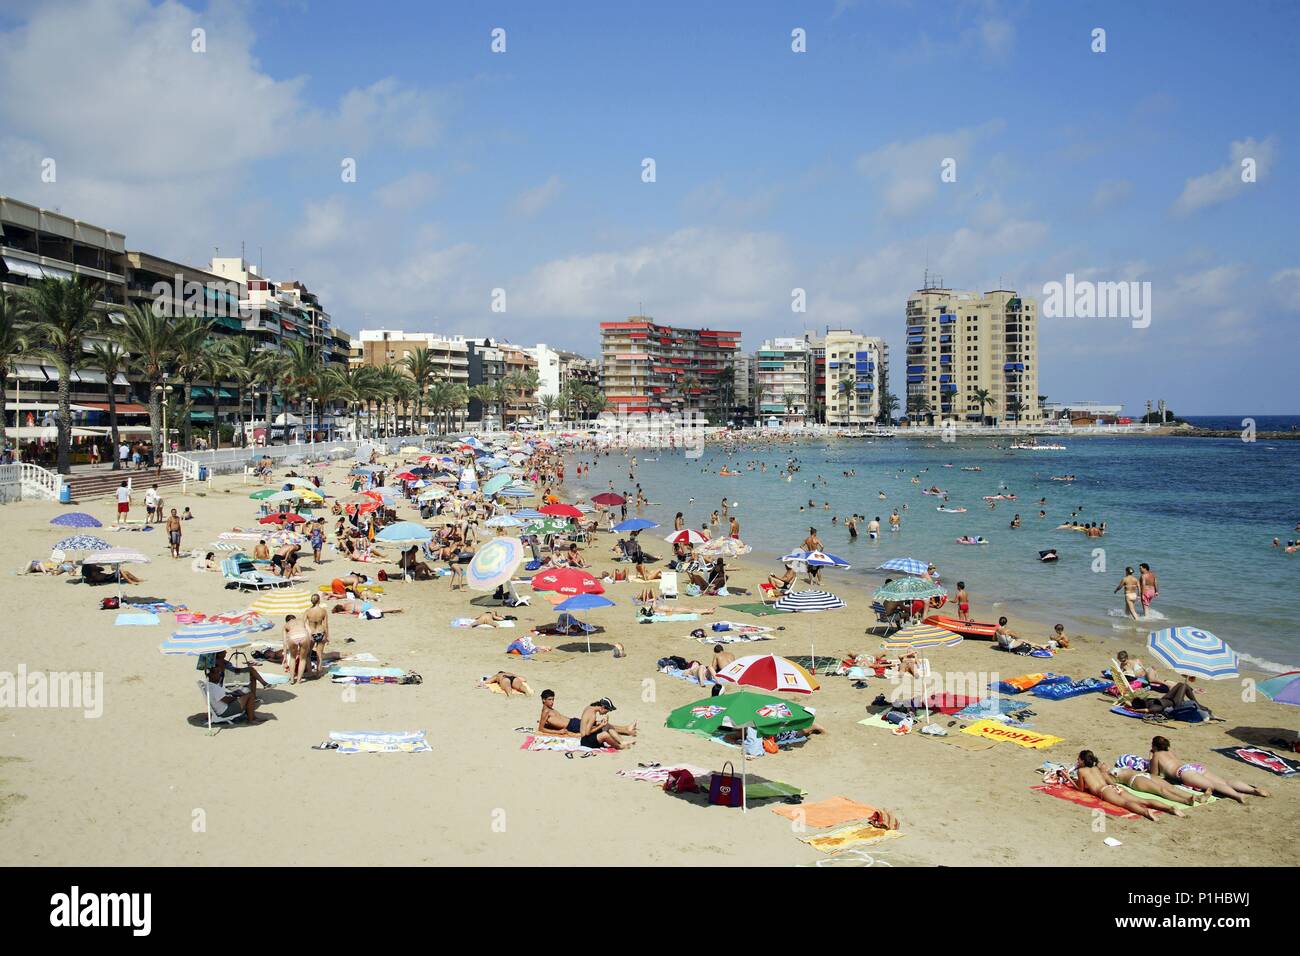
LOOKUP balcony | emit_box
[1003,362,1025,372]
[939,313,956,324]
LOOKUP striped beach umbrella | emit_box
[881,622,964,651]
[496,484,534,498]
[664,529,709,545]
[53,535,111,553]
[1258,672,1300,707]
[160,625,256,656]
[1147,626,1239,680]
[716,654,820,694]
[513,508,546,520]
[782,549,851,568]
[376,521,432,544]
[774,589,846,612]
[50,512,102,528]
[877,557,930,576]
[418,486,449,501]
[482,473,512,498]
[485,515,524,528]
[247,588,314,616]
[467,537,525,592]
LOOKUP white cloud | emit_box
[1270,267,1300,310]
[511,176,563,218]
[296,197,349,249]
[1173,137,1276,215]
[374,171,440,210]
[855,122,1002,216]
[1091,179,1133,211]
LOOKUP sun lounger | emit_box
[658,570,679,601]
[220,558,290,591]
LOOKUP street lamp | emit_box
[154,381,173,463]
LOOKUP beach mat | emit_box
[114,612,159,626]
[799,824,903,854]
[955,697,1035,727]
[520,734,617,754]
[770,796,880,829]
[327,731,430,754]
[961,719,1062,750]
[1212,746,1300,778]
[721,603,790,617]
[787,655,843,676]
[1032,783,1136,818]
[744,778,806,800]
[858,713,900,732]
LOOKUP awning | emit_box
[71,369,130,386]
[78,402,148,414]
[12,363,49,380]
[2,256,44,279]
[6,426,100,439]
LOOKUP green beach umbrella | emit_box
[526,519,572,536]
[873,577,946,603]
[249,489,278,500]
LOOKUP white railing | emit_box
[171,438,424,477]
[0,461,65,502]
[163,452,201,481]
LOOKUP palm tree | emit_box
[0,294,32,457]
[253,350,287,443]
[446,382,468,433]
[19,277,104,473]
[199,340,230,448]
[115,303,176,455]
[221,335,259,446]
[681,373,700,418]
[585,392,607,417]
[88,339,129,468]
[972,386,993,426]
[538,392,560,423]
[169,315,214,450]
[907,393,931,425]
[836,378,855,425]
[468,384,495,428]
[878,391,899,425]
[403,347,435,431]
[375,366,405,436]
[282,340,322,440]
[1006,396,1024,424]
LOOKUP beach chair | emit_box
[505,579,531,607]
[659,571,679,601]
[871,601,902,636]
[221,558,290,591]
[197,679,244,734]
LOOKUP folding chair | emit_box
[197,679,244,735]
[658,571,679,601]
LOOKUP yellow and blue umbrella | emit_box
[467,536,525,591]
[881,622,963,651]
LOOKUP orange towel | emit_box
[769,796,880,829]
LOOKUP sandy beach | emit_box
[1,449,1295,868]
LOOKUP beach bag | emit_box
[664,769,698,793]
[99,597,120,610]
[712,622,731,632]
[708,762,744,807]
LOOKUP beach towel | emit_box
[1032,783,1137,818]
[639,613,699,623]
[616,764,712,784]
[1212,746,1300,778]
[1109,704,1155,720]
[661,666,718,686]
[909,693,983,714]
[327,731,430,754]
[799,824,903,854]
[114,612,160,626]
[693,632,773,645]
[451,618,515,628]
[955,697,1035,726]
[770,796,881,829]
[743,778,807,800]
[1031,677,1110,700]
[327,666,405,678]
[721,602,790,617]
[123,600,185,613]
[521,734,617,754]
[961,719,1062,749]
[993,673,1067,694]
[788,655,849,677]
[857,713,899,732]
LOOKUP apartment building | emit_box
[599,317,740,421]
[350,329,471,387]
[528,343,600,419]
[754,337,811,423]
[807,329,889,426]
[904,284,1040,424]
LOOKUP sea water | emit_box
[574,433,1300,672]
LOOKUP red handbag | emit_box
[663,768,698,793]
[708,761,744,807]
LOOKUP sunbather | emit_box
[83,563,143,585]
[537,689,580,733]
[1116,650,1162,685]
[472,610,513,627]
[1148,736,1270,802]
[1110,755,1209,807]
[1075,750,1180,820]
[577,697,636,750]
[483,671,530,696]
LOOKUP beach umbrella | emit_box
[774,589,846,612]
[265,491,302,504]
[526,519,572,536]
[161,618,272,655]
[877,557,930,576]
[85,548,150,600]
[259,513,305,525]
[53,534,110,553]
[530,567,604,596]
[485,515,524,528]
[665,691,817,812]
[716,654,820,694]
[698,537,752,559]
[497,484,534,498]
[513,508,546,520]
[418,486,449,501]
[50,512,102,528]
[881,622,964,651]
[553,592,616,653]
[1147,626,1239,680]
[782,549,851,569]
[248,489,278,500]
[467,536,525,592]
[458,467,479,492]
[873,577,945,603]
[664,529,709,545]
[613,517,658,532]
[247,588,314,616]
[540,503,582,519]
[282,477,316,488]
[376,521,432,544]
[482,473,512,498]
[393,471,419,481]
[1257,672,1300,707]
[592,492,625,506]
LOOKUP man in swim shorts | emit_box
[578,698,637,750]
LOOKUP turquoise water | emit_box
[573,435,1300,672]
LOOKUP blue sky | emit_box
[1,0,1297,413]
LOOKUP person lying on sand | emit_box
[1147,735,1269,802]
[1075,750,1180,820]
[537,689,581,734]
[1109,754,1210,807]
[83,563,143,585]
[472,610,515,627]
[483,671,530,696]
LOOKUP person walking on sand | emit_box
[115,480,131,526]
[1115,567,1141,620]
[305,593,330,675]
[166,508,183,559]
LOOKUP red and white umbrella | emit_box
[715,654,820,694]
[530,567,604,596]
[539,503,583,519]
[663,529,709,545]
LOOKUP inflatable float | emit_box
[937,506,967,513]
[925,615,998,639]
[956,536,988,545]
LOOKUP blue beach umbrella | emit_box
[53,534,111,553]
[513,508,546,520]
[774,589,846,613]
[485,515,524,528]
[1147,626,1239,680]
[782,549,851,568]
[553,593,616,653]
[376,521,432,544]
[482,473,512,497]
[50,512,102,528]
[497,485,534,499]
[613,517,659,532]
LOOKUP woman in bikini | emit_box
[1110,753,1208,807]
[1075,750,1179,820]
[1148,736,1270,803]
